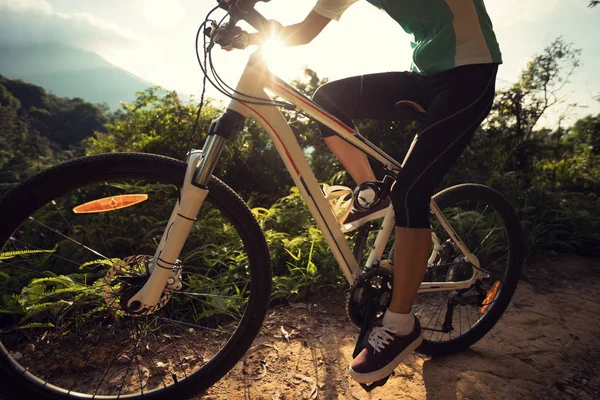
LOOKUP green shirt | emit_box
[367,0,502,75]
[314,0,503,76]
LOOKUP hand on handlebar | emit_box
[208,23,249,50]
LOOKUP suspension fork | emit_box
[127,110,245,311]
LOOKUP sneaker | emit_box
[342,197,391,233]
[349,317,423,384]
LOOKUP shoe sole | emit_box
[341,207,389,233]
[348,335,423,384]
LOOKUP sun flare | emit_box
[259,36,301,77]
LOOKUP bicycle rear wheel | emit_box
[0,153,271,400]
[416,183,523,356]
[350,183,522,356]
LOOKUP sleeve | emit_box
[313,0,359,21]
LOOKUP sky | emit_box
[1,0,599,127]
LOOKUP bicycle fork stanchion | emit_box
[127,110,245,311]
[126,149,210,311]
[127,139,232,311]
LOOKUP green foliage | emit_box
[0,249,55,261]
[253,187,342,300]
[1,37,600,310]
[0,75,110,193]
[0,270,104,332]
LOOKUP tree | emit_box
[0,75,111,192]
[485,37,581,187]
[569,114,600,155]
[86,86,295,205]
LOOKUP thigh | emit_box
[312,71,431,122]
[392,65,498,224]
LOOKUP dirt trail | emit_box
[199,256,600,400]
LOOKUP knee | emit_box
[391,181,431,228]
[311,83,332,108]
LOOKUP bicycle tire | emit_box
[0,153,272,400]
[416,183,523,356]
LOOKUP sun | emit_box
[258,36,303,79]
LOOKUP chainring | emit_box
[346,267,394,328]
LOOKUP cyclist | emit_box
[243,0,501,384]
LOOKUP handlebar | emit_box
[217,0,271,33]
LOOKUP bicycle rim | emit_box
[0,158,264,398]
[415,185,520,349]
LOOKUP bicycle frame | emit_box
[127,50,482,310]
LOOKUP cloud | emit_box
[486,0,576,27]
[136,0,185,29]
[0,0,143,51]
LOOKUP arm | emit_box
[248,11,332,46]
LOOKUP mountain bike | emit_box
[0,1,523,399]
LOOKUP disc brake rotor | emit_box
[102,255,173,316]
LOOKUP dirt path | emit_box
[199,256,600,400]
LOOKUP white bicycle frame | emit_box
[128,50,482,310]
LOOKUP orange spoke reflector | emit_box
[73,194,149,214]
[479,280,501,314]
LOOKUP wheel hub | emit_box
[102,255,174,316]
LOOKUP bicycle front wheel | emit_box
[0,153,272,400]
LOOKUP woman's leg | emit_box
[349,64,499,384]
[312,72,427,185]
[388,227,431,314]
[324,136,375,184]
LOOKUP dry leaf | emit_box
[280,326,291,342]
[293,373,317,399]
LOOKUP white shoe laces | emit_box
[321,184,354,224]
[368,324,399,354]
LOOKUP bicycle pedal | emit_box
[359,374,391,392]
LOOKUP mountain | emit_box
[0,43,152,108]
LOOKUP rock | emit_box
[155,361,168,373]
[139,366,150,388]
[116,354,131,363]
[12,352,23,361]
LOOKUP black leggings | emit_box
[312,64,498,228]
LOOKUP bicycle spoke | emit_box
[458,306,462,336]
[465,304,473,329]
[92,336,128,397]
[168,318,207,366]
[0,156,266,398]
[157,316,234,336]
[68,295,121,392]
[464,203,489,240]
[27,217,109,260]
[179,291,247,300]
[9,238,81,267]
[117,319,145,397]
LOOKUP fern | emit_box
[27,276,76,288]
[23,300,72,318]
[16,322,55,330]
[79,258,122,270]
[0,249,55,260]
[33,287,94,303]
